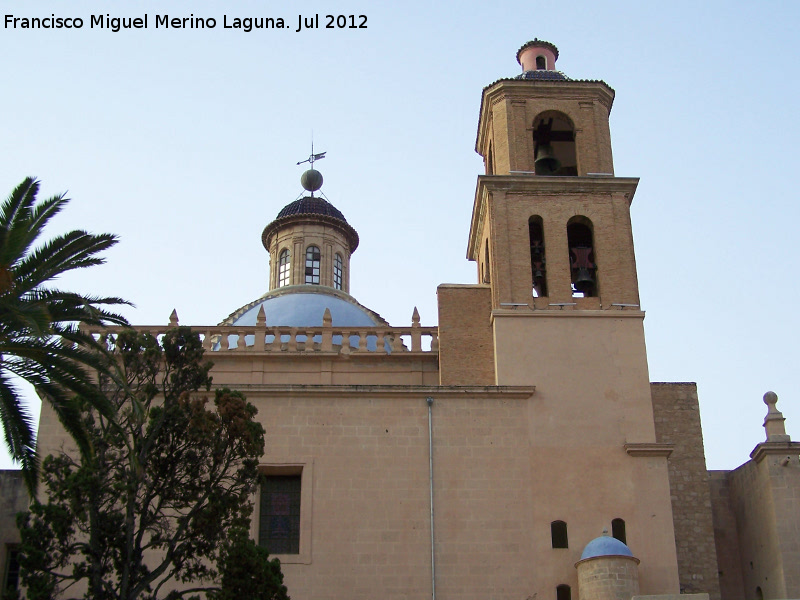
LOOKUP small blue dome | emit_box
[580,536,634,561]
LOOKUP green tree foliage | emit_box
[0,177,130,491]
[15,328,288,600]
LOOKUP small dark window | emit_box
[612,518,626,545]
[551,520,568,548]
[557,585,571,600]
[536,55,547,70]
[259,475,301,554]
[305,246,321,285]
[483,240,491,284]
[3,547,20,593]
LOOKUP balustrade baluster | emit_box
[271,328,282,352]
[376,331,386,354]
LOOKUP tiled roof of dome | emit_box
[516,70,569,81]
[276,196,349,222]
[516,39,560,63]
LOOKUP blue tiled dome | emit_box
[223,288,386,328]
[218,287,390,351]
[580,536,634,561]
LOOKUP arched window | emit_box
[567,217,597,297]
[483,240,491,284]
[305,246,320,284]
[556,585,571,600]
[611,518,626,545]
[536,55,547,70]
[529,216,547,297]
[533,111,577,176]
[333,253,343,290]
[278,249,291,288]
[487,144,494,175]
[550,520,568,548]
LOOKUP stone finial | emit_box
[763,391,790,442]
[169,309,179,327]
[256,304,267,327]
[323,307,332,327]
[412,307,420,326]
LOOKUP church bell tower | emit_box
[439,40,682,597]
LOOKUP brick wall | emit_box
[437,284,494,385]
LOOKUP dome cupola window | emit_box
[334,253,343,290]
[305,246,321,284]
[278,249,291,287]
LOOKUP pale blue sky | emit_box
[1,0,799,470]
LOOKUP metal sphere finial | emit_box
[301,169,323,192]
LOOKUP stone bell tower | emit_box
[439,40,682,597]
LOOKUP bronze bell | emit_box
[573,267,595,293]
[535,144,561,175]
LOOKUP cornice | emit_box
[262,213,360,253]
[624,443,674,458]
[467,176,639,260]
[208,383,536,399]
[750,441,800,463]
[491,309,645,320]
[476,80,615,154]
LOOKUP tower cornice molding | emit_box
[467,176,639,260]
[262,212,359,253]
[476,80,615,154]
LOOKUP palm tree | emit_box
[0,177,130,492]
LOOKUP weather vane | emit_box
[297,141,326,168]
[297,139,326,197]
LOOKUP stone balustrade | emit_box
[83,323,439,356]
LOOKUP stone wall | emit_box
[707,471,745,600]
[577,555,640,600]
[651,382,721,600]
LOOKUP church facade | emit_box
[4,39,800,600]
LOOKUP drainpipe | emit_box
[426,396,436,600]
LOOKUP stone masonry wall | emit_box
[651,382,721,600]
[707,471,745,600]
[576,556,640,600]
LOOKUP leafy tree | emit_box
[0,177,130,491]
[15,328,287,600]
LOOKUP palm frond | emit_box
[0,371,38,491]
[0,177,132,493]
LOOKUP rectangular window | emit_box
[259,475,301,554]
[3,546,20,594]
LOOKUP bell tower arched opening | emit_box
[567,216,597,297]
[533,111,577,176]
[529,216,547,297]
